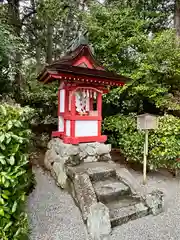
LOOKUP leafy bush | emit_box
[84,4,180,114]
[0,104,34,240]
[0,24,19,94]
[103,114,180,170]
[19,64,58,129]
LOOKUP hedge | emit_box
[103,114,180,170]
[0,104,34,240]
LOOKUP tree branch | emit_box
[21,10,37,25]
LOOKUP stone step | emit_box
[93,179,130,203]
[67,162,116,182]
[106,197,139,209]
[87,165,116,182]
[107,200,148,227]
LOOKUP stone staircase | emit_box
[44,139,163,239]
[92,176,148,228]
[66,162,162,232]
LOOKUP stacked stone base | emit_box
[44,138,111,189]
[44,138,164,240]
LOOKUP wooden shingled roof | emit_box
[37,44,130,86]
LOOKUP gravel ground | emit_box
[27,166,180,240]
[27,167,88,240]
[110,168,180,240]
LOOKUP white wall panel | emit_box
[66,120,70,136]
[60,89,65,112]
[75,120,98,137]
[58,116,64,132]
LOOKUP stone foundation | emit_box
[44,138,164,240]
[44,138,111,188]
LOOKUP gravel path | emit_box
[110,169,180,240]
[27,166,180,240]
[27,167,88,240]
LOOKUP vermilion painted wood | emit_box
[56,86,105,143]
[63,135,107,144]
[58,88,60,115]
[64,115,102,121]
[73,56,94,69]
[37,45,130,85]
[64,119,67,137]
[52,131,64,137]
[64,85,109,93]
[97,92,102,137]
[37,44,129,144]
[70,93,76,138]
[49,73,124,87]
[52,132,107,144]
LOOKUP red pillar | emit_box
[70,93,76,138]
[64,88,69,137]
[97,92,102,137]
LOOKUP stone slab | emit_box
[67,162,116,181]
[93,180,130,203]
[109,202,148,227]
[106,197,139,209]
[145,190,164,215]
[52,161,67,189]
[44,149,57,170]
[73,173,97,221]
[87,202,111,240]
[116,167,146,200]
[99,153,112,162]
[87,167,116,182]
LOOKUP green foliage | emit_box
[105,0,174,33]
[21,64,58,125]
[103,114,180,170]
[0,25,18,94]
[24,0,82,63]
[0,104,34,240]
[84,5,146,74]
[37,0,70,22]
[84,4,180,114]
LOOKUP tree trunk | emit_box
[8,0,22,97]
[36,45,41,71]
[30,0,41,71]
[46,21,53,64]
[175,0,180,37]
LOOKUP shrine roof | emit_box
[50,44,104,70]
[37,44,131,86]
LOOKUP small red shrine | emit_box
[37,43,129,144]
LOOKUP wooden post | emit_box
[143,129,148,185]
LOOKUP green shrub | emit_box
[0,104,34,240]
[103,114,180,170]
